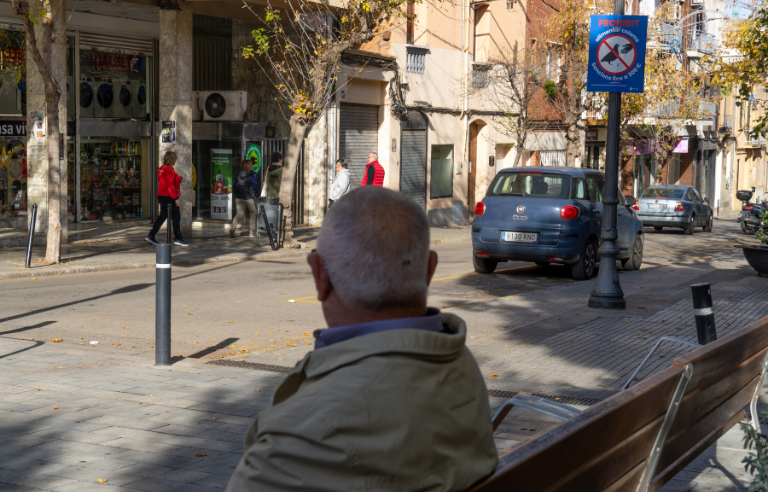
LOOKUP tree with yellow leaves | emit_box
[242,0,411,247]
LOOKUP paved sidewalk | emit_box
[0,224,471,279]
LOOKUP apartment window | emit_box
[472,63,489,88]
[546,48,561,82]
[406,47,426,74]
[431,145,454,198]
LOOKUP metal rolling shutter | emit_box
[78,32,154,55]
[339,103,378,188]
[400,130,427,209]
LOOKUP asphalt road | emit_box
[0,219,750,364]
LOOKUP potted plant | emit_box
[741,210,768,277]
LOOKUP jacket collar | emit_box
[273,313,467,405]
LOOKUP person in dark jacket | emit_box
[362,152,385,187]
[230,160,260,238]
[146,151,188,246]
[265,152,283,197]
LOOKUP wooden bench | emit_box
[470,315,768,492]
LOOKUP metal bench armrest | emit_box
[623,337,702,391]
[492,394,582,431]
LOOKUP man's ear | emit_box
[308,254,333,302]
[425,250,438,287]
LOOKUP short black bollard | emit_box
[167,203,173,244]
[691,283,717,345]
[24,204,38,268]
[155,244,172,366]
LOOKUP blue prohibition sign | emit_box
[587,15,648,94]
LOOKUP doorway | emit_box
[469,122,478,210]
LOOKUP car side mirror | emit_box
[624,195,637,207]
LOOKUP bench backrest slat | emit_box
[470,366,684,492]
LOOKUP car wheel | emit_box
[473,255,498,274]
[621,235,643,271]
[654,226,663,231]
[703,214,713,232]
[571,239,598,281]
[683,215,695,235]
[535,261,550,266]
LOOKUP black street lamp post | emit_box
[589,0,627,310]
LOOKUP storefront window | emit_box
[192,140,243,219]
[430,145,454,199]
[0,28,25,117]
[79,138,150,221]
[79,50,150,120]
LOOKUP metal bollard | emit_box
[155,244,172,366]
[24,204,38,268]
[167,202,173,244]
[691,283,717,345]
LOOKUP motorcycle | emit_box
[737,190,768,234]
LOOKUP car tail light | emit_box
[475,202,485,215]
[632,203,639,210]
[476,252,488,257]
[560,206,579,220]
[519,170,542,174]
[674,201,684,212]
[548,257,564,262]
[745,206,755,210]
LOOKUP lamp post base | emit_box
[588,294,627,309]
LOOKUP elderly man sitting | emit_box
[226,187,498,492]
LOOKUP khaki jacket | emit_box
[225,313,498,492]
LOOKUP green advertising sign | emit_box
[211,149,233,220]
[246,144,262,174]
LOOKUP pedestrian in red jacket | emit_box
[361,152,385,187]
[146,151,189,246]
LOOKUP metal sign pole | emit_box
[589,0,627,309]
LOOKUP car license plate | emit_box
[647,204,665,209]
[502,232,537,242]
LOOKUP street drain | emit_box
[207,359,293,373]
[487,388,603,406]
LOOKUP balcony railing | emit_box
[746,137,766,147]
[688,30,718,55]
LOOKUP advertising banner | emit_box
[246,144,263,175]
[211,149,233,220]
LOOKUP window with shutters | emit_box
[406,47,427,74]
[431,145,454,199]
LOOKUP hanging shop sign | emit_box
[587,15,648,94]
[161,120,176,144]
[245,144,262,174]
[211,149,233,220]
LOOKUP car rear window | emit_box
[641,187,684,199]
[488,173,571,199]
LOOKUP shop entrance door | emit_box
[400,130,427,209]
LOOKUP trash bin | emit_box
[256,197,281,248]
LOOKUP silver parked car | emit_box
[633,185,713,235]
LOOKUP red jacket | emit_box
[361,160,385,187]
[157,165,182,199]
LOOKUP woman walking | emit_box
[328,159,350,207]
[230,160,260,238]
[145,151,189,246]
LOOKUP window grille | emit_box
[406,48,426,74]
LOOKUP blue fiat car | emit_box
[471,167,645,280]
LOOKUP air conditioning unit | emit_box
[196,91,247,121]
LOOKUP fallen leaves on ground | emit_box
[227,320,233,323]
[98,479,107,483]
[212,417,218,421]
[286,342,296,347]
[255,388,261,392]
[53,406,59,410]
[195,452,207,457]
[187,313,194,315]
[113,344,121,346]
[490,373,498,377]
[49,339,63,343]
[303,332,309,336]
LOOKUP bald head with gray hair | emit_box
[313,187,434,316]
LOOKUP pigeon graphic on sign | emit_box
[587,15,648,93]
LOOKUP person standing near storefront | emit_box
[361,152,385,187]
[230,160,260,238]
[145,151,189,246]
[328,159,350,207]
[265,152,283,197]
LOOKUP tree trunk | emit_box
[278,114,309,248]
[44,85,61,263]
[565,78,583,168]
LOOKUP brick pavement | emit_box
[1,244,767,490]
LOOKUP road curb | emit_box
[0,249,313,280]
